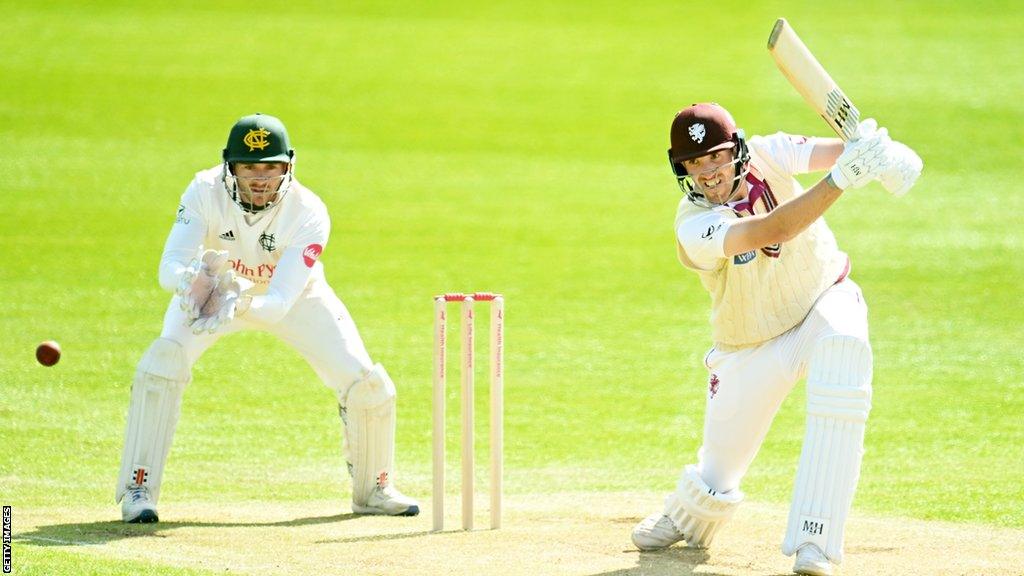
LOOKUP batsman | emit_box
[631,103,921,576]
[115,113,419,523]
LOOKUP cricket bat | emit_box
[767,18,860,141]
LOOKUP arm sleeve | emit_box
[751,132,816,176]
[244,246,316,324]
[676,210,733,271]
[243,203,330,324]
[157,181,208,292]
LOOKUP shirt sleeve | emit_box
[676,209,733,271]
[750,132,817,176]
[157,179,208,292]
[291,201,330,247]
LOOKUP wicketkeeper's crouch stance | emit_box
[631,103,921,576]
[116,113,419,523]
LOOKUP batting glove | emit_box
[879,141,923,197]
[829,119,891,190]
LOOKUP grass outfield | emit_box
[2,1,1022,573]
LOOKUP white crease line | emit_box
[15,535,100,546]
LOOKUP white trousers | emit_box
[161,282,373,390]
[696,279,869,493]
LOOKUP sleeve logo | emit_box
[174,205,191,225]
[302,244,323,268]
[701,223,722,239]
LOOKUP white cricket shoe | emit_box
[793,544,833,576]
[631,512,689,551]
[352,485,420,516]
[122,486,159,523]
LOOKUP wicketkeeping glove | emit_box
[177,247,230,321]
[829,119,891,190]
[189,270,242,335]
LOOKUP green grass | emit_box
[2,0,1023,572]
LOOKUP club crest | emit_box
[243,128,271,152]
[688,122,706,143]
[258,232,277,252]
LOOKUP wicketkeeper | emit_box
[631,103,921,576]
[116,113,419,523]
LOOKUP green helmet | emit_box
[222,113,294,163]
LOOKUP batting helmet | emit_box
[223,113,294,164]
[222,113,296,213]
[667,103,750,204]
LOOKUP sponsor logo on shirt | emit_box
[303,243,323,268]
[219,230,235,241]
[229,259,275,284]
[733,250,756,265]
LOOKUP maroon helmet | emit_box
[668,103,750,204]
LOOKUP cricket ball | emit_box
[36,340,61,367]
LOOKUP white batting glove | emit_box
[829,119,891,190]
[177,247,230,321]
[879,141,923,197]
[190,270,242,334]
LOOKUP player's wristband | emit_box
[825,172,845,191]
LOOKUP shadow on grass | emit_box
[589,548,789,576]
[15,512,364,547]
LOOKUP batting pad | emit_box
[782,334,872,564]
[339,363,397,506]
[116,338,190,504]
[663,465,745,548]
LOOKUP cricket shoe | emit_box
[352,485,420,516]
[631,512,690,551]
[793,544,833,576]
[122,486,159,523]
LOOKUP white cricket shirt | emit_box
[158,165,330,324]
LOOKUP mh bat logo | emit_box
[826,89,859,140]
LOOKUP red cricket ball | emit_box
[36,340,61,367]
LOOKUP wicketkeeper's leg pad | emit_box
[116,338,190,504]
[782,334,872,564]
[338,363,397,506]
[663,464,744,548]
